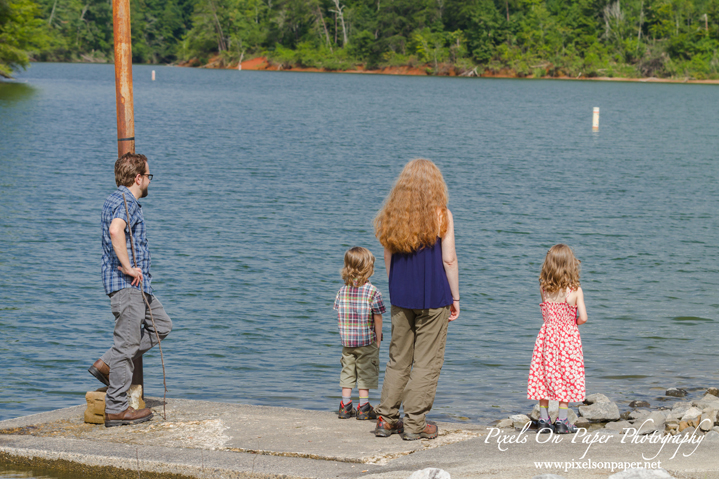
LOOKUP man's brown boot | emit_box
[88,359,110,386]
[374,417,404,437]
[105,407,153,427]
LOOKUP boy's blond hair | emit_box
[341,247,375,287]
[539,244,581,293]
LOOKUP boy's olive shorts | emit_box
[340,343,379,389]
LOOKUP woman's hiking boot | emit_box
[537,418,554,434]
[374,417,404,437]
[356,402,377,420]
[401,421,438,441]
[338,401,355,419]
[554,418,578,434]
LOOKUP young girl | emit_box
[527,244,588,434]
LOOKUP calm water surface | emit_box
[0,466,103,479]
[1,64,718,426]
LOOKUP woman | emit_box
[373,158,460,441]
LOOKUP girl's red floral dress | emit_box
[527,288,586,402]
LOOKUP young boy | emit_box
[333,246,386,419]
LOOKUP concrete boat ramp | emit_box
[1,399,718,479]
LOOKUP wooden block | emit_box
[84,385,144,424]
[84,387,107,423]
[84,409,104,424]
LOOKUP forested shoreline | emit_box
[1,0,719,79]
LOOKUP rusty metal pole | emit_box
[113,0,135,158]
[113,0,143,396]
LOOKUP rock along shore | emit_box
[2,398,719,479]
[495,388,719,441]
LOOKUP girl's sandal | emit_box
[537,418,555,434]
[554,418,578,434]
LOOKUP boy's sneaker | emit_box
[537,418,554,434]
[338,401,355,419]
[356,402,377,420]
[554,418,578,434]
[374,417,404,437]
[401,421,438,441]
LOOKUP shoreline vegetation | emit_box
[174,54,719,82]
[3,0,719,81]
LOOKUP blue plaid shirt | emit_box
[101,186,152,295]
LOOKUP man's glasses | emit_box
[143,174,154,181]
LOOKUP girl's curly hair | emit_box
[341,247,375,287]
[374,159,448,254]
[539,244,581,293]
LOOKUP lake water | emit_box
[1,63,718,427]
[0,467,96,479]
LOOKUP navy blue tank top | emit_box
[388,238,453,310]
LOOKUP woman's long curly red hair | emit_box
[374,159,448,254]
[539,244,581,293]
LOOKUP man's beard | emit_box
[141,185,149,198]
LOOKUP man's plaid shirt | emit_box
[333,282,386,348]
[101,186,152,295]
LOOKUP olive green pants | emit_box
[376,305,450,434]
[340,343,380,389]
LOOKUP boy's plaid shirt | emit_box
[334,282,386,347]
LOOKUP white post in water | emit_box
[592,107,600,130]
[152,70,156,81]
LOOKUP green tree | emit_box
[0,0,48,77]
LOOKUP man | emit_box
[88,152,172,427]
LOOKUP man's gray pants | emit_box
[101,287,172,414]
